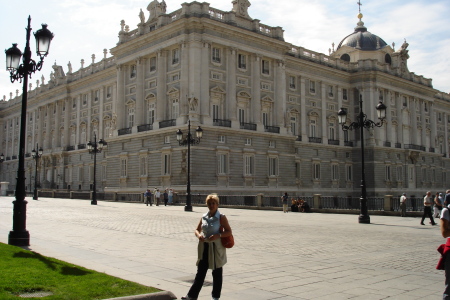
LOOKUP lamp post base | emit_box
[184,205,193,212]
[358,214,370,224]
[8,230,30,246]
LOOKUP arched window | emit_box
[340,54,350,62]
[385,54,392,65]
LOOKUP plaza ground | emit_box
[0,197,444,299]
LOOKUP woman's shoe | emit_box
[181,296,197,300]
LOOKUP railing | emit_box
[77,144,86,150]
[384,141,391,147]
[344,141,353,147]
[429,147,435,153]
[12,155,17,159]
[404,144,425,151]
[25,153,31,158]
[309,137,322,144]
[213,119,231,127]
[137,124,153,132]
[264,126,280,133]
[240,122,257,131]
[159,119,176,129]
[66,146,75,151]
[395,143,402,148]
[328,139,339,145]
[118,127,132,136]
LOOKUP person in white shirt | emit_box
[400,193,407,217]
[421,191,436,225]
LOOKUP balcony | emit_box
[159,119,176,129]
[77,144,86,150]
[296,135,302,141]
[25,153,31,158]
[309,137,322,144]
[66,146,75,151]
[264,125,280,134]
[213,119,231,128]
[12,155,17,160]
[240,122,257,131]
[118,127,132,136]
[404,144,425,151]
[344,141,353,147]
[395,143,401,149]
[443,153,447,158]
[138,124,153,132]
[328,139,339,145]
[429,147,435,153]
[384,141,391,147]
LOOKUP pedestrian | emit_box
[168,188,174,205]
[281,192,289,213]
[181,194,232,300]
[163,189,169,206]
[400,193,407,217]
[144,189,152,206]
[154,188,161,206]
[421,191,436,225]
[435,192,444,218]
[438,203,450,298]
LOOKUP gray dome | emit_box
[337,16,387,51]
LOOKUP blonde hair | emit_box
[205,193,220,205]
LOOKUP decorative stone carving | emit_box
[232,0,251,19]
[188,97,198,112]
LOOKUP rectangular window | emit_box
[245,138,252,145]
[163,154,171,175]
[269,157,278,176]
[262,60,269,75]
[346,165,352,181]
[385,165,391,181]
[313,163,320,180]
[212,47,221,63]
[396,166,403,181]
[94,90,100,102]
[262,112,269,127]
[238,54,247,69]
[128,107,135,127]
[290,116,297,136]
[107,86,112,98]
[83,94,88,105]
[244,155,254,175]
[121,159,127,177]
[310,81,316,93]
[149,57,156,72]
[140,157,147,176]
[329,123,335,140]
[218,135,225,143]
[295,162,300,179]
[172,48,179,64]
[289,76,296,89]
[332,165,339,180]
[164,136,170,144]
[212,104,219,120]
[172,99,179,119]
[148,103,155,125]
[238,108,245,124]
[130,65,136,78]
[310,120,316,137]
[328,86,333,97]
[343,88,348,100]
[218,154,227,174]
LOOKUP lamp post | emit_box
[337,94,386,224]
[5,16,53,246]
[0,153,4,163]
[176,120,203,211]
[31,144,43,200]
[87,133,106,205]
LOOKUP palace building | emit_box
[1,0,449,198]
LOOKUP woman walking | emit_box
[182,194,232,300]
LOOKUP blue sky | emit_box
[1,0,449,100]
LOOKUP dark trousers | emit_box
[145,196,152,206]
[400,202,406,217]
[445,250,450,299]
[187,243,223,299]
[421,206,435,224]
[164,198,168,206]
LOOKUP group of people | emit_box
[143,187,175,206]
[399,190,450,226]
[280,193,310,213]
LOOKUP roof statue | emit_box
[232,0,252,19]
[147,0,167,21]
[139,9,145,24]
[395,39,410,75]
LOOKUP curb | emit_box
[103,291,177,300]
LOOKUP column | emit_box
[226,48,237,122]
[55,101,61,148]
[199,42,210,120]
[156,51,167,125]
[410,98,417,145]
[116,65,125,130]
[99,88,104,138]
[251,54,261,125]
[430,102,437,150]
[135,57,145,129]
[420,100,426,148]
[64,98,70,149]
[274,60,286,132]
[300,78,307,141]
[385,91,393,145]
[444,113,449,157]
[75,96,81,146]
[321,82,327,143]
[395,93,403,147]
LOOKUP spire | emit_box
[354,2,367,33]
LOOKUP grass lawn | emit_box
[0,242,160,299]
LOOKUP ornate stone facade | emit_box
[0,1,449,197]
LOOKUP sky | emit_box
[1,0,449,100]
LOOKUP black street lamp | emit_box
[338,94,386,224]
[0,153,4,163]
[87,133,106,205]
[176,120,203,211]
[5,16,53,246]
[31,144,43,200]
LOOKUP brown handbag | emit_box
[219,214,234,248]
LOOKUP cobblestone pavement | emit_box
[0,196,445,299]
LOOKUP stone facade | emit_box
[0,0,449,197]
